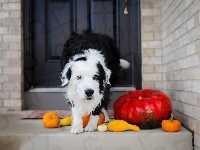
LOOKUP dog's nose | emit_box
[85,89,94,97]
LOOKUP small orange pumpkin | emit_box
[42,112,60,128]
[161,114,181,132]
[82,111,105,128]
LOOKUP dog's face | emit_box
[60,49,111,112]
[68,61,104,100]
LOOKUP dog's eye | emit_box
[77,76,82,80]
[93,75,99,80]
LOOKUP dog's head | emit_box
[60,49,111,102]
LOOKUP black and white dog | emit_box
[60,29,129,134]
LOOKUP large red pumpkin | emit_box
[114,89,172,129]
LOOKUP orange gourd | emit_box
[82,111,105,128]
[42,112,60,128]
[161,114,181,132]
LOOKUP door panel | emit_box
[47,0,72,60]
[24,0,141,89]
[119,0,135,86]
[77,0,89,31]
[46,0,74,86]
[90,0,114,38]
[31,0,46,87]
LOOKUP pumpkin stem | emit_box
[170,113,174,122]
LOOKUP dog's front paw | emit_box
[85,124,97,132]
[71,125,84,134]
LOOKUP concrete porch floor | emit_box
[0,111,193,150]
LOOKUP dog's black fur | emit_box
[60,29,123,120]
[91,62,109,115]
[60,29,121,85]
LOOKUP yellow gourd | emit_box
[61,116,73,126]
[107,120,140,132]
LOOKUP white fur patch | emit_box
[119,59,130,69]
[85,115,99,132]
[71,107,84,134]
[101,108,110,122]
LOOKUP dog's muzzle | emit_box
[85,89,94,100]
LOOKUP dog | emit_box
[60,29,130,134]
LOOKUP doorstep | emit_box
[0,111,193,150]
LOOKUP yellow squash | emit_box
[107,120,140,132]
[61,116,73,126]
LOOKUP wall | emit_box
[161,0,200,149]
[141,0,163,89]
[0,0,22,112]
[141,0,200,149]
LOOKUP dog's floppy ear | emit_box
[59,62,73,86]
[97,62,111,85]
